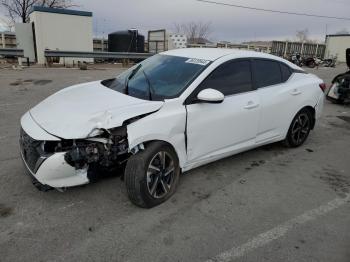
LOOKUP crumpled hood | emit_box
[30,81,164,139]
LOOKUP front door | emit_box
[186,59,260,162]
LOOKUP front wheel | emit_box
[124,141,180,208]
[284,109,312,147]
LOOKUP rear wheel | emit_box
[284,109,312,147]
[308,61,316,68]
[124,141,180,208]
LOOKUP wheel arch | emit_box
[283,104,317,140]
[300,105,316,129]
[130,138,185,168]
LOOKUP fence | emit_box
[271,41,326,59]
[187,43,271,53]
[44,50,152,60]
[0,48,24,57]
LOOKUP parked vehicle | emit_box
[327,49,350,103]
[290,52,303,67]
[20,48,325,208]
[290,54,318,68]
[321,55,338,68]
[301,56,317,68]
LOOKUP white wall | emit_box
[15,23,36,62]
[325,36,350,63]
[30,11,93,64]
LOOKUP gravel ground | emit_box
[0,64,349,262]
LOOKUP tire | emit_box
[308,61,316,68]
[284,109,313,148]
[124,141,180,208]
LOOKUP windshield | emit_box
[101,54,210,101]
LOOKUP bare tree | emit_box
[0,15,13,31]
[173,23,182,34]
[296,28,309,43]
[1,0,76,23]
[173,21,212,44]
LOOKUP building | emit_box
[168,34,187,49]
[93,38,108,52]
[147,29,188,53]
[147,29,168,53]
[29,6,93,64]
[325,34,350,62]
[0,31,16,48]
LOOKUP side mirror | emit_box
[197,88,224,104]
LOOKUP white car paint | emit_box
[20,48,324,189]
[186,90,260,163]
[23,151,89,188]
[21,112,60,141]
[256,73,322,143]
[197,88,224,102]
[30,81,164,139]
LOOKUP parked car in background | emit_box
[20,48,325,208]
[327,49,350,103]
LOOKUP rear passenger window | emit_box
[254,60,282,88]
[280,63,292,81]
[198,60,253,96]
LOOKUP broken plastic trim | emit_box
[63,126,129,170]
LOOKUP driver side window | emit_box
[198,60,253,96]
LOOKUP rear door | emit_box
[253,59,297,143]
[186,59,260,162]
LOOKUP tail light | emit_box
[319,83,327,93]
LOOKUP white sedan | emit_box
[20,48,325,207]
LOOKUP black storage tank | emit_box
[108,30,145,53]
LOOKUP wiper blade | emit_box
[125,64,142,94]
[142,70,154,101]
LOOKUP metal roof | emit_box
[30,6,92,17]
[326,34,350,38]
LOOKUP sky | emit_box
[0,15,10,31]
[1,0,350,43]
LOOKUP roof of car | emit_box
[162,48,301,70]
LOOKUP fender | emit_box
[127,99,187,168]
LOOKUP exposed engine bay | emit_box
[63,127,129,178]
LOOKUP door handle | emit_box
[244,101,259,109]
[290,89,302,96]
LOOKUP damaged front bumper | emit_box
[20,129,89,190]
[20,112,129,190]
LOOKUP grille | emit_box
[20,128,42,173]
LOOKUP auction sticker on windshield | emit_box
[185,58,211,66]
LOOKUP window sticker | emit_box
[185,58,210,66]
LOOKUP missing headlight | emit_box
[64,127,129,171]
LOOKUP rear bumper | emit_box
[315,92,324,120]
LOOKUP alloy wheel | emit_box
[291,113,310,145]
[146,151,175,199]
